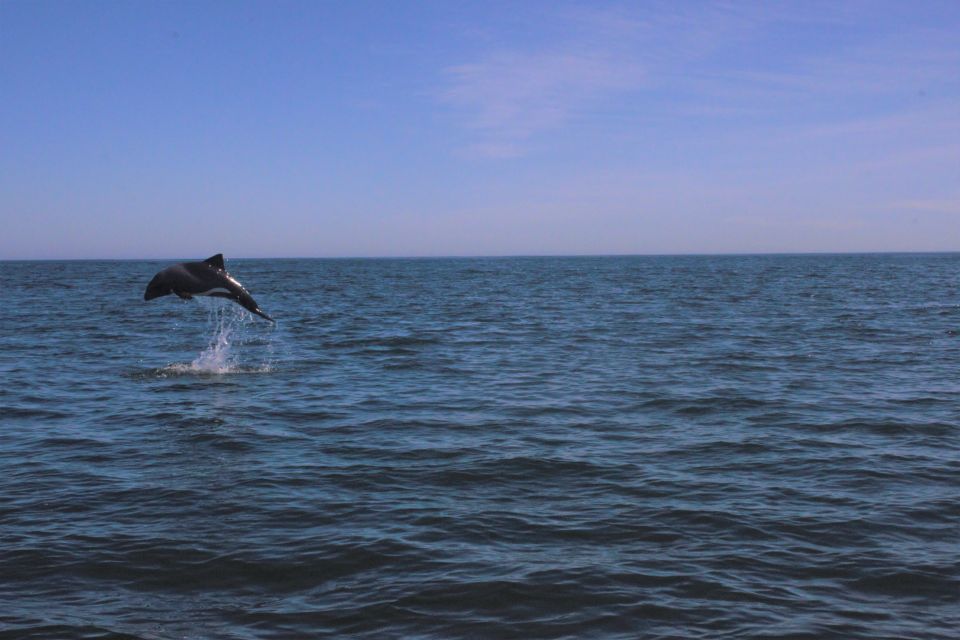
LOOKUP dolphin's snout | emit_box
[144,276,171,301]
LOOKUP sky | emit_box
[1,0,959,259]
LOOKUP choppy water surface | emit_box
[1,254,958,639]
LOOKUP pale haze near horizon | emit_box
[1,1,958,260]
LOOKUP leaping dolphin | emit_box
[144,254,274,323]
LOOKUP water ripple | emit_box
[1,255,958,639]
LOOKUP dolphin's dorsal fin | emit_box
[203,254,225,270]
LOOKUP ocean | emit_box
[1,254,958,639]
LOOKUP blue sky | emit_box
[1,1,958,259]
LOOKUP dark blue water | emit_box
[1,254,958,639]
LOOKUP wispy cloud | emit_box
[767,103,960,143]
[890,198,960,215]
[442,50,644,156]
[725,214,867,232]
[438,3,753,156]
[698,31,960,105]
[439,3,960,158]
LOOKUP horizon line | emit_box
[2,249,959,262]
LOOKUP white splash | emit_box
[190,303,239,373]
[158,301,275,376]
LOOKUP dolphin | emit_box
[144,254,274,323]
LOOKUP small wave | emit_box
[796,419,954,436]
[324,334,441,349]
[2,406,71,419]
[128,364,272,379]
[0,623,149,640]
[845,568,959,599]
[154,362,273,377]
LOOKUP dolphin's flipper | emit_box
[175,290,193,300]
